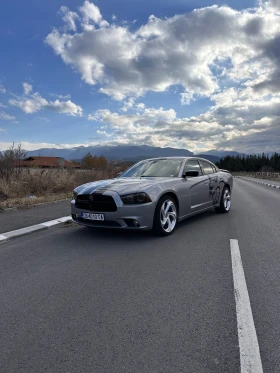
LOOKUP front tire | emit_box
[215,186,231,213]
[153,195,178,236]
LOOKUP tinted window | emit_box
[184,160,202,176]
[211,165,218,173]
[200,160,215,175]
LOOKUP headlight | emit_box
[73,190,78,200]
[120,192,152,205]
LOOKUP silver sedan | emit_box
[71,157,233,236]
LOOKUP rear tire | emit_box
[215,186,231,213]
[153,195,178,236]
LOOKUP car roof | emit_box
[139,156,219,168]
[141,156,214,162]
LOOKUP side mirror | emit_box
[117,172,123,177]
[183,170,199,178]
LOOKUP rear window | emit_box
[200,160,215,175]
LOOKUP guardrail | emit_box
[254,172,280,177]
[233,172,280,180]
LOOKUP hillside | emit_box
[26,145,220,162]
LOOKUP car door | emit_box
[183,159,212,213]
[199,160,220,206]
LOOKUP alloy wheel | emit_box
[223,189,231,211]
[160,200,177,233]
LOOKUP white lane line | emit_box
[0,216,72,243]
[4,224,46,238]
[230,239,263,373]
[0,234,8,242]
[41,216,72,227]
[235,176,280,189]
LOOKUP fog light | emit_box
[133,220,139,226]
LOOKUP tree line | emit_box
[215,153,280,172]
[79,153,108,170]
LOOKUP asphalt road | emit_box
[0,200,70,234]
[0,178,279,373]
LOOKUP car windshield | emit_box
[120,159,183,178]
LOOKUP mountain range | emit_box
[25,145,245,163]
[202,150,247,158]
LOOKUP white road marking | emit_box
[40,216,72,227]
[230,239,263,373]
[0,234,8,242]
[0,216,72,243]
[235,176,280,189]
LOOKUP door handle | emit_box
[204,181,208,185]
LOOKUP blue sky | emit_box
[0,0,279,153]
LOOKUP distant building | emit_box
[16,156,80,169]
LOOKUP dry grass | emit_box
[0,193,72,209]
[0,168,118,209]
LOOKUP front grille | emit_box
[77,218,121,227]
[75,194,117,212]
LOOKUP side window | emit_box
[184,160,203,176]
[211,165,218,173]
[200,160,215,175]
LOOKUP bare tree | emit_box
[0,143,27,181]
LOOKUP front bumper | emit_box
[71,193,155,230]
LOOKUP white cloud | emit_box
[121,97,136,112]
[87,82,280,153]
[0,84,6,94]
[0,110,15,121]
[23,82,33,95]
[0,128,5,132]
[43,1,280,152]
[50,93,71,99]
[79,0,103,25]
[181,93,193,105]
[265,0,280,11]
[9,83,83,116]
[45,1,280,104]
[45,99,83,116]
[97,129,112,137]
[0,141,86,151]
[135,103,145,110]
[59,6,79,31]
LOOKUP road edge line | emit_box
[0,216,72,244]
[235,176,280,189]
[230,239,263,373]
[0,234,8,243]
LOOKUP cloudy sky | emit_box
[0,0,279,153]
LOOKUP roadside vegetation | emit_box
[216,153,280,173]
[216,153,280,181]
[0,145,129,210]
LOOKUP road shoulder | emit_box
[0,200,71,234]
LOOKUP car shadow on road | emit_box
[60,208,221,247]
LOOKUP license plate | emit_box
[81,213,105,221]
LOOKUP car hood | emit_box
[75,177,173,195]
